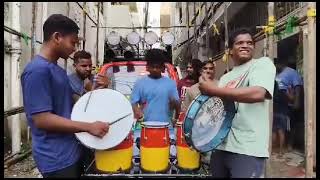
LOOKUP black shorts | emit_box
[210,150,266,178]
[273,113,289,132]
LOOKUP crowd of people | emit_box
[20,14,304,178]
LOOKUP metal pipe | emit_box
[142,2,149,52]
[96,2,100,65]
[205,2,209,59]
[305,2,316,178]
[75,2,97,26]
[144,2,149,33]
[11,1,22,154]
[265,2,275,178]
[193,2,197,41]
[31,2,37,59]
[186,2,190,40]
[83,2,87,49]
[223,3,229,72]
[4,25,42,44]
[92,25,200,29]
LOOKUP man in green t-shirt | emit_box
[199,28,276,178]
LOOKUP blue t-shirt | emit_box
[68,73,95,96]
[130,76,179,123]
[276,67,303,91]
[68,73,85,96]
[21,55,81,174]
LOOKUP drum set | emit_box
[71,88,233,176]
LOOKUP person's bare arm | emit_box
[94,74,110,89]
[199,75,269,103]
[182,89,192,112]
[293,86,302,110]
[200,85,268,103]
[32,112,109,138]
[132,103,143,120]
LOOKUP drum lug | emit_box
[164,130,168,144]
[143,128,148,140]
[163,136,167,144]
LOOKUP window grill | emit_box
[275,2,304,20]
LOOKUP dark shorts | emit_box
[210,150,266,178]
[273,113,289,132]
[41,160,83,178]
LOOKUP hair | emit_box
[145,49,167,66]
[73,50,91,63]
[202,60,215,67]
[43,14,79,42]
[189,58,203,83]
[228,27,254,48]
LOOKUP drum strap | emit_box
[233,63,253,113]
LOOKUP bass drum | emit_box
[183,95,236,153]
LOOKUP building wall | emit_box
[4,2,106,144]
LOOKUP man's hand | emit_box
[287,86,295,103]
[84,79,93,92]
[87,121,110,138]
[94,74,109,89]
[199,74,216,95]
[133,104,144,120]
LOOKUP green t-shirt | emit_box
[216,57,276,157]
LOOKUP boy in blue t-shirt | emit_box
[21,14,110,178]
[131,49,180,125]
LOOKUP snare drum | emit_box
[95,131,133,173]
[140,121,170,172]
[176,121,200,170]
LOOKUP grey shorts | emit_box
[210,150,266,178]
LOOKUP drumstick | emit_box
[84,75,97,112]
[109,113,132,125]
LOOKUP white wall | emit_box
[4,2,106,144]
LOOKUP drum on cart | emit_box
[71,89,134,173]
[140,121,170,173]
[176,121,200,171]
[95,131,133,173]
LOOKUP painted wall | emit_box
[4,2,106,146]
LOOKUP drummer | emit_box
[131,49,180,125]
[198,27,276,178]
[68,50,109,104]
[67,50,110,173]
[21,14,110,178]
[182,60,219,112]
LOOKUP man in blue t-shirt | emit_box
[131,49,180,125]
[21,14,110,178]
[68,50,109,103]
[68,50,109,172]
[274,59,304,151]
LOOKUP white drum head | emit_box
[107,31,120,45]
[71,89,134,150]
[141,121,169,128]
[161,31,175,45]
[127,31,140,45]
[144,31,158,45]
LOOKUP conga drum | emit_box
[176,121,200,170]
[95,131,133,173]
[140,121,170,172]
